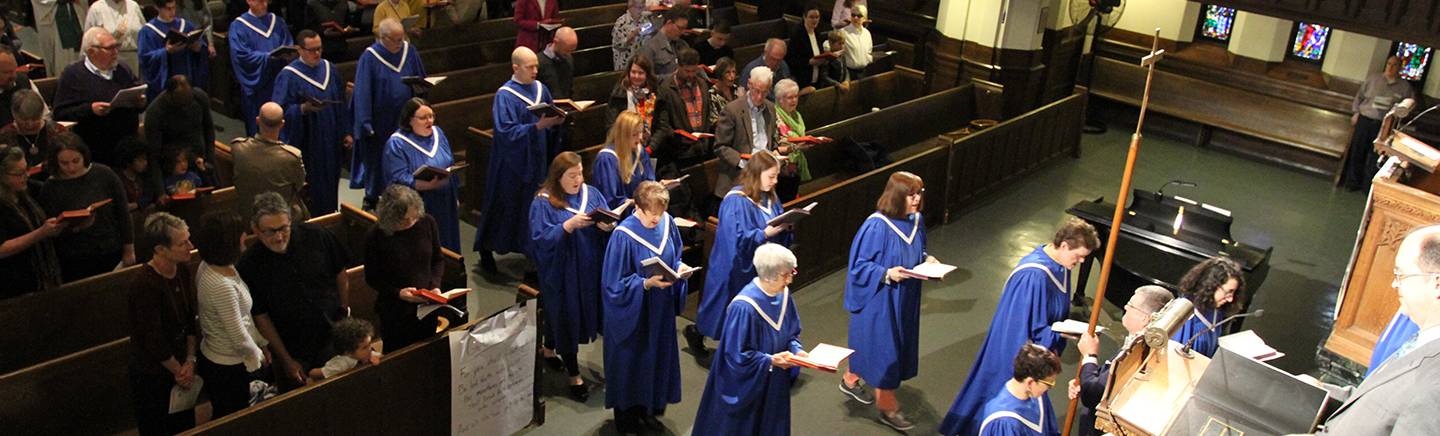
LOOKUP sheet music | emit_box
[167,375,204,414]
[449,302,536,436]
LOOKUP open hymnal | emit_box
[554,99,595,112]
[412,163,467,182]
[662,174,690,190]
[400,15,420,31]
[528,99,592,118]
[588,199,633,225]
[897,262,957,280]
[268,45,299,59]
[790,343,855,372]
[168,186,215,201]
[321,21,358,34]
[785,135,832,145]
[673,129,715,141]
[402,75,446,93]
[108,84,148,109]
[1050,319,1106,336]
[168,375,204,414]
[641,257,700,281]
[1219,330,1284,362]
[58,198,113,223]
[165,28,205,45]
[811,51,840,61]
[674,216,698,228]
[416,288,470,305]
[766,202,817,227]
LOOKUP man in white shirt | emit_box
[84,0,145,74]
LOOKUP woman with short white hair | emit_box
[694,243,807,435]
[772,78,810,202]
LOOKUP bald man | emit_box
[352,18,425,209]
[537,26,577,99]
[232,102,308,221]
[474,47,563,272]
[0,50,47,127]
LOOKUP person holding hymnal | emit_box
[940,218,1098,436]
[837,171,936,431]
[382,98,460,251]
[592,111,657,211]
[528,151,612,402]
[1170,257,1245,358]
[687,152,792,357]
[601,181,689,434]
[693,243,806,434]
[364,185,454,352]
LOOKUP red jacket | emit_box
[514,0,560,51]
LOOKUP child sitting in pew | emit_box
[310,318,382,380]
[163,148,206,197]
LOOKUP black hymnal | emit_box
[165,29,205,45]
[766,202,817,227]
[641,257,700,282]
[268,45,299,58]
[588,199,633,225]
[412,163,467,182]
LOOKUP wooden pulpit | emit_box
[1095,338,1210,435]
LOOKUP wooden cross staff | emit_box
[1061,27,1165,436]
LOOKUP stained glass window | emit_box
[1197,5,1236,42]
[1394,42,1433,82]
[1289,23,1331,61]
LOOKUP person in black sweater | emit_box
[0,145,65,298]
[53,28,144,169]
[693,21,734,67]
[144,76,216,195]
[364,184,456,351]
[127,211,198,435]
[786,8,827,90]
[37,134,135,282]
[537,26,577,100]
[1068,286,1173,436]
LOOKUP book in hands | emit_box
[641,257,700,282]
[673,129,715,141]
[588,199,633,225]
[662,174,690,190]
[766,202,817,227]
[26,164,42,176]
[1219,330,1285,362]
[527,102,576,118]
[165,29,205,45]
[400,15,420,30]
[790,343,855,372]
[673,216,698,228]
[811,52,840,61]
[415,288,470,305]
[1050,319,1107,336]
[553,99,595,112]
[411,163,468,182]
[268,45,299,59]
[897,262,957,280]
[786,135,832,145]
[108,84,148,109]
[321,21,358,34]
[58,198,113,223]
[402,76,446,94]
[169,186,215,201]
[304,96,343,107]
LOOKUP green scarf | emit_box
[56,1,82,50]
[777,107,811,181]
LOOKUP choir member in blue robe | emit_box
[138,0,208,102]
[590,110,656,210]
[1170,257,1245,358]
[529,151,610,402]
[228,0,294,136]
[382,98,459,252]
[475,46,564,268]
[976,344,1063,436]
[839,172,940,432]
[694,243,805,436]
[939,219,1098,436]
[352,18,424,207]
[272,30,351,215]
[1369,310,1418,376]
[689,151,792,355]
[601,181,689,434]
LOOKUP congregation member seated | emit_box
[941,218,1098,436]
[383,98,460,252]
[138,0,210,102]
[1,90,65,174]
[693,243,806,435]
[54,27,144,168]
[127,212,198,435]
[606,54,660,133]
[160,147,207,198]
[193,211,267,419]
[232,102,308,221]
[352,18,425,209]
[37,134,135,281]
[0,50,47,127]
[706,57,738,127]
[85,0,144,73]
[1171,257,1246,358]
[310,317,380,380]
[771,79,808,202]
[0,145,65,298]
[366,184,456,352]
[528,151,611,402]
[602,181,690,434]
[229,0,295,135]
[1068,285,1174,436]
[592,111,656,210]
[272,29,350,215]
[786,9,825,92]
[240,191,352,391]
[693,21,733,67]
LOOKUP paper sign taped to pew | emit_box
[450,301,536,436]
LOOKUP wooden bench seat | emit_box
[338,3,627,62]
[335,21,615,83]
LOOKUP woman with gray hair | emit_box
[0,90,61,170]
[772,78,810,202]
[364,184,451,351]
[0,145,66,298]
[694,243,807,434]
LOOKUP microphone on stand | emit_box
[1179,309,1265,359]
[1156,179,1197,199]
[1380,99,1424,166]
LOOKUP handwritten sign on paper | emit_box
[449,301,536,436]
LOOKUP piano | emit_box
[1067,188,1272,331]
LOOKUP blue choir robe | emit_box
[138,17,209,101]
[976,387,1056,436]
[272,58,349,215]
[844,212,928,389]
[602,212,688,413]
[383,127,461,251]
[475,79,552,255]
[1369,311,1419,376]
[940,244,1071,436]
[590,145,655,210]
[352,41,424,199]
[1172,307,1222,358]
[694,280,803,436]
[528,185,608,354]
[228,11,293,135]
[697,187,792,339]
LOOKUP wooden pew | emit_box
[338,3,627,62]
[0,204,465,435]
[334,22,616,83]
[943,90,1086,214]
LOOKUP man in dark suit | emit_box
[712,65,777,201]
[1315,225,1440,435]
[650,46,712,170]
[1068,285,1174,436]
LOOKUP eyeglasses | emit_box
[300,45,323,53]
[1394,269,1440,283]
[258,224,291,237]
[1036,378,1056,388]
[92,44,120,52]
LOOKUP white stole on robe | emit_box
[281,60,332,91]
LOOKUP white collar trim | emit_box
[390,130,439,158]
[615,214,671,255]
[365,42,410,73]
[732,279,789,331]
[237,13,276,38]
[282,60,331,90]
[867,212,918,244]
